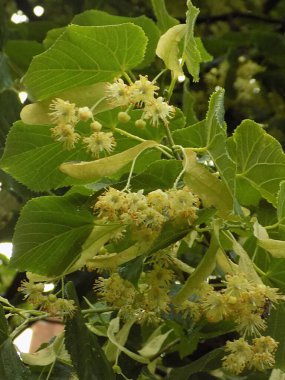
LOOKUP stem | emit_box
[123,72,133,85]
[265,221,280,230]
[114,127,173,158]
[114,127,145,143]
[82,307,117,314]
[253,263,266,277]
[11,313,50,340]
[122,154,140,191]
[163,122,181,160]
[91,96,107,112]
[167,75,177,102]
[153,68,167,83]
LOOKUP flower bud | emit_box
[78,107,93,121]
[135,119,146,129]
[90,121,102,131]
[118,111,131,123]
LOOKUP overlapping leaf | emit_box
[24,24,148,100]
[65,282,115,380]
[173,89,235,211]
[9,194,97,276]
[232,120,285,206]
[0,121,91,191]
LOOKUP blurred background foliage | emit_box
[0,0,285,313]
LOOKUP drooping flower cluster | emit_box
[222,336,278,374]
[177,273,283,336]
[49,98,116,157]
[106,75,175,126]
[94,264,175,325]
[93,186,200,238]
[18,280,76,316]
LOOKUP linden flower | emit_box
[202,291,229,323]
[252,336,278,354]
[255,283,284,304]
[49,98,77,124]
[43,296,76,316]
[222,338,253,375]
[94,187,128,220]
[250,335,278,372]
[145,265,175,288]
[18,280,44,298]
[135,207,166,231]
[223,273,253,297]
[83,131,116,158]
[78,106,93,121]
[236,312,266,336]
[18,280,45,306]
[143,97,175,126]
[176,300,202,321]
[106,79,130,106]
[250,352,275,371]
[147,189,170,216]
[129,75,159,105]
[94,273,136,308]
[167,187,199,222]
[50,124,80,150]
[143,285,171,313]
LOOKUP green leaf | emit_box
[72,10,160,69]
[24,24,148,100]
[0,304,30,380]
[183,150,232,217]
[65,282,115,380]
[173,230,219,304]
[233,120,285,206]
[60,140,159,181]
[0,90,21,151]
[129,159,182,192]
[182,79,198,125]
[146,222,191,257]
[174,89,236,209]
[118,255,144,287]
[266,303,285,370]
[5,40,43,72]
[43,27,65,49]
[183,1,212,82]
[9,194,95,276]
[0,121,91,191]
[150,0,179,33]
[168,348,224,380]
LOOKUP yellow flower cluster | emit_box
[49,98,116,157]
[18,280,76,316]
[94,186,199,238]
[106,75,175,126]
[176,273,283,337]
[206,275,282,335]
[222,336,278,374]
[94,265,175,325]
